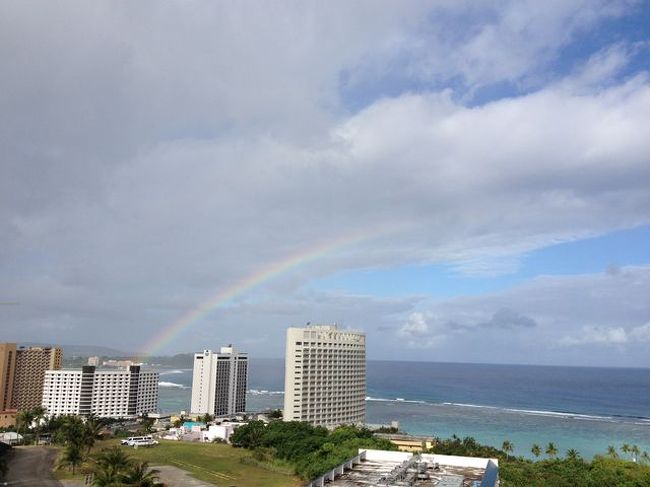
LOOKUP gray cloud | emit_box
[467,308,538,330]
[0,2,648,363]
[482,308,537,329]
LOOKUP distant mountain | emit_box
[146,353,194,368]
[19,342,132,358]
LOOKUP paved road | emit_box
[154,465,215,486]
[4,446,63,486]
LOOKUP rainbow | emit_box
[139,229,382,356]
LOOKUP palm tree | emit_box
[139,414,155,434]
[15,410,34,444]
[621,443,631,458]
[501,440,514,455]
[640,451,650,465]
[531,444,541,458]
[545,442,558,459]
[566,448,580,461]
[60,415,86,448]
[91,466,122,487]
[630,445,640,463]
[31,406,46,444]
[607,445,619,458]
[59,444,84,475]
[83,418,104,455]
[172,414,186,429]
[120,461,160,487]
[95,446,131,475]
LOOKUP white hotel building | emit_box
[284,324,366,427]
[42,365,158,418]
[191,345,248,417]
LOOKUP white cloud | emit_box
[560,322,650,347]
[397,312,445,349]
[398,312,430,337]
[559,326,629,346]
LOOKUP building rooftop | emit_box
[318,450,498,487]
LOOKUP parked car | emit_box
[121,435,154,446]
[132,438,158,447]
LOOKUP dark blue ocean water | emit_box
[157,359,650,460]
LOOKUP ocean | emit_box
[157,359,650,460]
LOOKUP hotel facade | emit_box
[42,365,158,418]
[13,345,62,410]
[191,345,248,416]
[0,343,63,425]
[284,324,366,427]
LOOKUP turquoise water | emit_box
[157,359,650,460]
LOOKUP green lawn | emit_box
[94,439,300,487]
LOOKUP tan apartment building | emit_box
[284,324,366,427]
[0,343,17,412]
[0,343,63,421]
[13,346,62,410]
[0,343,17,426]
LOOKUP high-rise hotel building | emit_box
[284,324,366,427]
[0,344,17,414]
[13,345,62,410]
[42,365,158,418]
[191,345,248,416]
[0,343,62,419]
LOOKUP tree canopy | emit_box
[231,421,396,479]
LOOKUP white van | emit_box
[121,435,154,446]
[132,438,158,447]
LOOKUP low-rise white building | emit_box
[0,431,23,445]
[42,365,158,418]
[201,422,246,443]
[305,449,499,487]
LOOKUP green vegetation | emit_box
[267,409,283,419]
[430,435,650,487]
[231,421,397,479]
[91,446,161,486]
[0,442,11,480]
[52,414,105,477]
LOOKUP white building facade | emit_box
[191,346,248,416]
[42,366,158,418]
[284,324,366,427]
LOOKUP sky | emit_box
[1,1,649,367]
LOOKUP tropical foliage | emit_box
[92,446,160,486]
[0,442,11,480]
[231,421,396,479]
[429,436,650,487]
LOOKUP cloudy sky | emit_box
[1,1,649,366]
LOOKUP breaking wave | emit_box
[365,397,649,424]
[159,369,186,376]
[158,381,188,389]
[248,389,284,395]
[365,396,427,404]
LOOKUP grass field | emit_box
[90,439,300,487]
